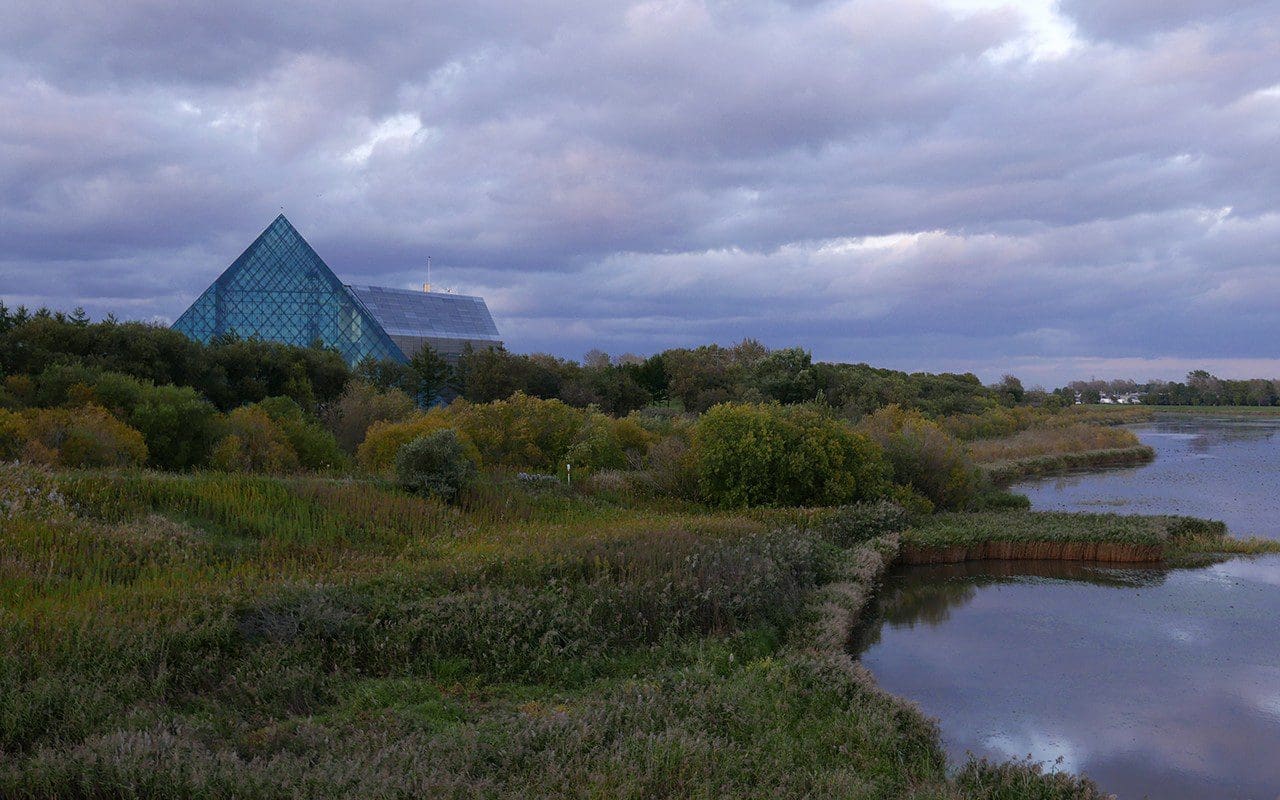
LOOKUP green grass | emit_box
[0,465,1127,798]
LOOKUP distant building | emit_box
[172,215,501,364]
[1098,392,1144,405]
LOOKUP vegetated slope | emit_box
[1,466,1107,799]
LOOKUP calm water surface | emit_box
[857,416,1280,799]
[1018,415,1280,539]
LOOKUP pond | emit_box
[1017,414,1280,539]
[856,416,1280,799]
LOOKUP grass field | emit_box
[1,464,1214,798]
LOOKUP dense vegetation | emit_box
[2,465,1125,799]
[0,305,1047,511]
[5,303,1232,797]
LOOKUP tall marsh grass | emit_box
[967,424,1143,463]
[0,465,1130,798]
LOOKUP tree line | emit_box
[1057,370,1280,407]
[1,303,1009,419]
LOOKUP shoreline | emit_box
[842,508,1279,796]
[979,444,1155,485]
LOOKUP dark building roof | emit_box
[345,285,501,343]
[172,215,501,365]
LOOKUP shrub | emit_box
[257,396,346,470]
[857,405,979,510]
[26,369,219,470]
[394,430,477,500]
[321,380,416,454]
[127,383,219,469]
[358,410,463,473]
[450,393,583,471]
[20,404,148,467]
[0,408,26,460]
[360,393,586,474]
[32,363,101,407]
[637,434,692,498]
[3,374,35,406]
[693,403,891,508]
[565,412,651,471]
[210,406,299,473]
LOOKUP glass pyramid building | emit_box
[172,215,501,365]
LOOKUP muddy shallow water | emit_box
[857,417,1280,799]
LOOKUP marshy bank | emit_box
[858,413,1280,799]
[968,424,1155,485]
[1,467,1118,800]
[1015,414,1280,540]
[856,556,1280,800]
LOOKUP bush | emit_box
[565,412,652,472]
[209,406,299,473]
[27,369,219,469]
[857,405,979,511]
[360,393,586,474]
[451,393,583,471]
[0,408,26,460]
[644,434,698,498]
[321,380,416,454]
[257,396,346,470]
[127,383,219,469]
[358,410,464,473]
[19,405,148,467]
[693,403,890,508]
[394,430,477,500]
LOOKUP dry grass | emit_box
[967,424,1142,463]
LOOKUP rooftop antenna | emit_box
[423,256,432,293]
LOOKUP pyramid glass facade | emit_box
[173,215,495,365]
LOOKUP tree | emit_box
[993,374,1025,406]
[408,345,452,406]
[455,345,524,403]
[353,357,416,394]
[322,381,416,454]
[663,345,742,412]
[753,347,819,404]
[623,353,668,403]
[583,348,611,369]
[693,402,890,508]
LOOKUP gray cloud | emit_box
[2,0,1279,385]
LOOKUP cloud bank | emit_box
[2,0,1278,384]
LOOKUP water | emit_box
[1017,415,1280,539]
[857,416,1280,798]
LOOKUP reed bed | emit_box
[903,511,1280,564]
[967,424,1143,463]
[979,446,1156,485]
[0,465,1131,798]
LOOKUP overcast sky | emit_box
[2,0,1278,386]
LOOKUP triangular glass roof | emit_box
[172,215,408,365]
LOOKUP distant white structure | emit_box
[1098,392,1144,405]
